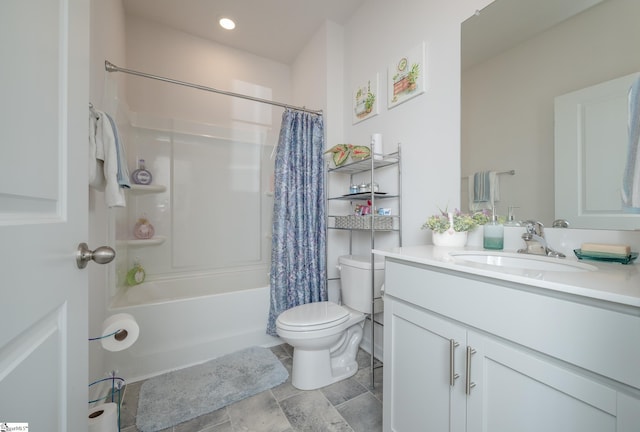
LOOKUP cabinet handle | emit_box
[449,339,460,386]
[465,346,477,395]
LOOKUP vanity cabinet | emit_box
[383,259,640,432]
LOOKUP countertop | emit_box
[374,245,640,308]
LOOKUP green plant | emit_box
[364,92,375,111]
[422,208,477,234]
[407,63,420,85]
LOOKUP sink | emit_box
[448,251,596,272]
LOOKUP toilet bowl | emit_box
[275,255,384,390]
[276,301,365,390]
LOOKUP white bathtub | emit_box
[105,269,280,382]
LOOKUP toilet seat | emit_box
[276,301,350,332]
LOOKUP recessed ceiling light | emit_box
[219,17,236,30]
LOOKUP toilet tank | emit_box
[338,255,384,313]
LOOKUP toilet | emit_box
[276,255,384,390]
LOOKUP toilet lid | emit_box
[277,302,349,331]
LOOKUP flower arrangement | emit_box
[422,208,491,234]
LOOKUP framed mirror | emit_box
[461,0,640,229]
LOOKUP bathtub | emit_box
[104,269,280,382]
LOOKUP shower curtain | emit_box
[267,109,326,336]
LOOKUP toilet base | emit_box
[290,324,363,390]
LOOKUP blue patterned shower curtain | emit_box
[267,109,327,336]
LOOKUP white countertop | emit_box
[374,245,640,308]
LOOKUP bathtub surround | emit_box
[267,109,327,335]
[136,346,288,432]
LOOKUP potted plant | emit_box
[407,63,420,90]
[364,91,375,113]
[421,208,480,247]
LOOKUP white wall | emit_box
[124,15,292,128]
[341,0,494,248]
[461,0,640,226]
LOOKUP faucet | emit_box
[517,220,565,258]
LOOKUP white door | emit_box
[0,0,89,430]
[555,72,640,229]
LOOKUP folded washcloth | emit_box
[468,170,499,212]
[622,75,640,209]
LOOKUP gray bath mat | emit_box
[136,346,289,432]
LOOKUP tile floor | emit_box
[119,344,383,432]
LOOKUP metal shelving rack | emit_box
[326,144,402,388]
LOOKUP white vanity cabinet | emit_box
[383,258,640,432]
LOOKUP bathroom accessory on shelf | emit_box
[126,261,146,285]
[131,159,153,185]
[134,217,155,239]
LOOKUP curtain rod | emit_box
[104,60,323,115]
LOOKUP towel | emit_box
[622,75,640,210]
[468,170,499,212]
[89,107,129,207]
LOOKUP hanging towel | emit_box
[89,107,129,207]
[104,112,131,189]
[468,170,499,212]
[622,75,640,210]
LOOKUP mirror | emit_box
[461,0,640,229]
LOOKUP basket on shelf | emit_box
[334,215,394,230]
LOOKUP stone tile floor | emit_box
[119,344,383,432]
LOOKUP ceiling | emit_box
[122,0,366,64]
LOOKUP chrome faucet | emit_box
[517,220,565,258]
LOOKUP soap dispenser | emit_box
[483,209,504,250]
[504,206,521,227]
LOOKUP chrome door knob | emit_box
[76,243,116,269]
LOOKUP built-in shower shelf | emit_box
[129,184,167,194]
[121,236,167,247]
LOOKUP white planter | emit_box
[432,231,468,247]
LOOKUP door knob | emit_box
[76,243,116,269]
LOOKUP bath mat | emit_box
[136,346,288,432]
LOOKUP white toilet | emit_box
[276,255,384,390]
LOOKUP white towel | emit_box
[468,170,499,212]
[89,108,127,207]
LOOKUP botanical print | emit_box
[352,74,379,124]
[388,42,426,108]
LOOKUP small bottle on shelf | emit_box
[131,159,153,185]
[504,206,521,227]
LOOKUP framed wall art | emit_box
[388,42,426,108]
[352,74,379,124]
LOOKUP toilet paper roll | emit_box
[100,313,139,352]
[88,402,118,432]
[371,133,383,159]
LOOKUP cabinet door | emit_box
[466,333,620,432]
[384,298,466,432]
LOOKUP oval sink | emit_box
[448,251,596,272]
